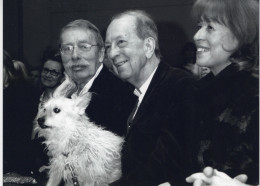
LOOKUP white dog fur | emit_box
[34,77,124,186]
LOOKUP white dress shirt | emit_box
[71,64,103,99]
[132,66,158,118]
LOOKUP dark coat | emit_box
[86,66,136,137]
[3,80,39,175]
[195,64,259,185]
[111,62,199,186]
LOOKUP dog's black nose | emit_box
[37,117,47,129]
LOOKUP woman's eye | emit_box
[207,25,214,31]
[197,21,203,30]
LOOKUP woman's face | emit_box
[41,60,63,88]
[193,19,238,75]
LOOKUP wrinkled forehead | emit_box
[109,15,136,31]
[106,15,137,40]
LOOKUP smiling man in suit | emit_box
[105,10,199,185]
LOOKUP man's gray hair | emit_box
[60,19,104,49]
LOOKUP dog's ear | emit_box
[53,73,77,98]
[75,93,92,115]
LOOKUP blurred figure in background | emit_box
[30,49,64,183]
[29,66,41,90]
[38,50,64,108]
[3,50,39,175]
[13,60,31,82]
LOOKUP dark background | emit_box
[3,0,197,68]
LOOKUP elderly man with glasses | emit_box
[58,19,135,137]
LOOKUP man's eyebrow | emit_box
[78,40,92,44]
[61,40,91,45]
[105,35,126,43]
[61,42,72,46]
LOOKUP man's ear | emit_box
[98,47,105,63]
[144,37,156,59]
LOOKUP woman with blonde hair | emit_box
[186,0,259,185]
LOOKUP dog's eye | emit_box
[53,108,61,113]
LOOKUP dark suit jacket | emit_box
[4,80,39,174]
[85,66,136,136]
[111,62,199,186]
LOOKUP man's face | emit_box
[41,60,63,88]
[105,15,147,84]
[60,27,103,84]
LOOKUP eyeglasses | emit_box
[42,68,61,77]
[60,43,99,55]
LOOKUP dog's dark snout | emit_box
[37,117,47,129]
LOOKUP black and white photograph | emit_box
[3,0,259,185]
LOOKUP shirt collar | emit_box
[134,66,158,99]
[71,64,103,98]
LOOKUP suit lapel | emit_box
[126,62,169,137]
[89,66,107,93]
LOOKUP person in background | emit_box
[58,19,135,137]
[180,42,210,79]
[38,50,64,108]
[31,49,64,138]
[186,0,259,185]
[29,67,42,90]
[30,50,64,183]
[3,50,39,175]
[105,10,199,185]
[13,60,31,82]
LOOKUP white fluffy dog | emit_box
[34,77,124,186]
